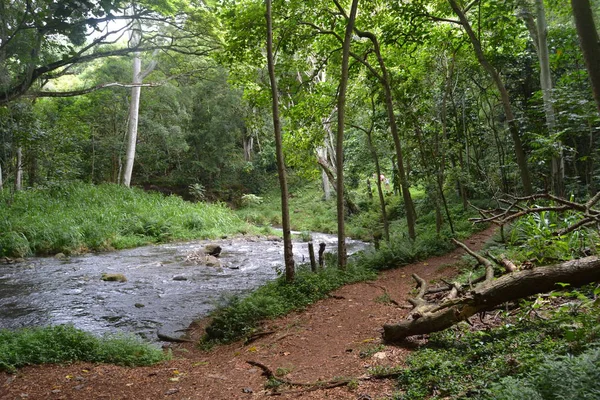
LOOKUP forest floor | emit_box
[1,227,495,400]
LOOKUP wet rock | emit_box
[55,253,69,261]
[101,273,127,282]
[134,303,145,308]
[205,255,221,267]
[204,244,222,257]
[172,276,188,281]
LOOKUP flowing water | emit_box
[0,232,368,342]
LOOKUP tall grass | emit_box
[0,325,168,372]
[0,182,251,257]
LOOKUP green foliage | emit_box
[490,347,600,400]
[240,193,264,206]
[508,209,598,264]
[0,182,251,257]
[188,183,207,201]
[202,262,377,344]
[0,325,167,372]
[392,298,600,399]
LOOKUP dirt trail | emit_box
[1,227,495,400]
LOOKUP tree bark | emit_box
[349,27,416,239]
[571,0,600,115]
[335,0,359,270]
[122,18,142,188]
[383,256,600,342]
[534,0,563,197]
[448,0,533,195]
[266,0,295,282]
[15,146,22,191]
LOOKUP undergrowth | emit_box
[0,182,251,257]
[0,325,168,372]
[388,288,600,399]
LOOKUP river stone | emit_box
[205,255,221,267]
[101,273,127,282]
[173,275,188,281]
[204,244,222,257]
[54,253,69,261]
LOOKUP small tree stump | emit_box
[308,242,317,272]
[318,243,326,268]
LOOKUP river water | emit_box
[0,233,368,341]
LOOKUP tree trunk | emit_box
[448,0,533,195]
[0,161,3,190]
[317,147,331,200]
[15,146,22,191]
[335,0,359,270]
[366,131,390,243]
[522,0,564,196]
[535,0,563,196]
[266,0,295,282]
[353,29,416,239]
[122,29,142,188]
[383,256,600,342]
[571,0,600,114]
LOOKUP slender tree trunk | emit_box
[366,131,390,243]
[335,0,359,270]
[522,0,564,196]
[15,146,22,191]
[123,49,141,187]
[448,0,533,195]
[535,0,563,197]
[571,0,600,114]
[317,147,331,200]
[351,29,417,239]
[0,162,3,190]
[266,0,295,281]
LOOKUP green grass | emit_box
[0,325,168,372]
[0,182,252,257]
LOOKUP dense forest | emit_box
[1,0,600,398]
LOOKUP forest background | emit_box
[1,0,600,398]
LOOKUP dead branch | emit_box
[452,238,494,281]
[469,194,600,237]
[248,359,398,396]
[383,255,600,342]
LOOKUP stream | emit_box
[0,232,368,342]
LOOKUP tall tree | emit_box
[266,0,294,281]
[520,0,564,196]
[571,0,600,115]
[122,16,158,187]
[447,0,534,195]
[335,0,359,270]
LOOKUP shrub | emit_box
[490,348,600,400]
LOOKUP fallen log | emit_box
[383,255,600,343]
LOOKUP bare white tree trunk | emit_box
[15,146,22,191]
[317,146,331,200]
[122,15,157,188]
[122,49,141,188]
